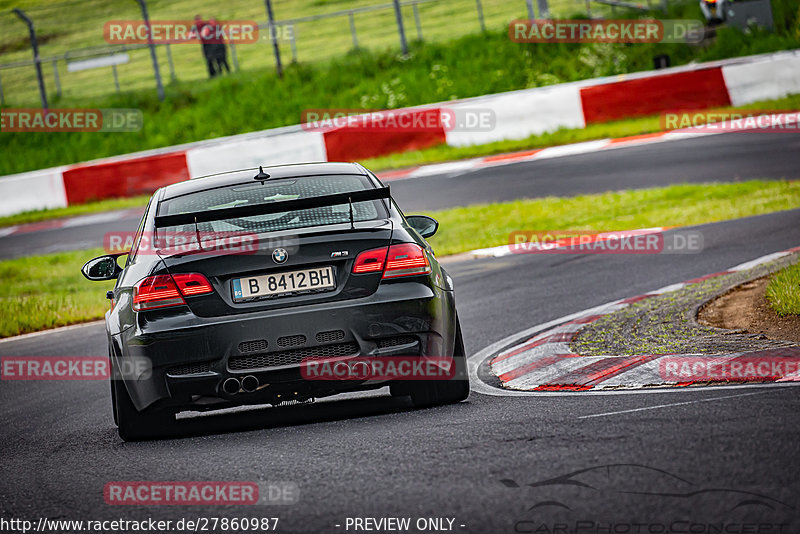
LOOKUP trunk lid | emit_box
[158,220,392,317]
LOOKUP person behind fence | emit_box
[192,14,217,78]
[208,18,231,75]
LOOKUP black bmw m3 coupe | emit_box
[82,162,468,440]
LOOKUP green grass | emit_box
[362,93,800,170]
[424,180,800,256]
[766,261,800,316]
[2,179,799,338]
[0,195,150,228]
[0,0,571,103]
[2,0,799,176]
[0,247,113,338]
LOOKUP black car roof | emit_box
[160,162,371,200]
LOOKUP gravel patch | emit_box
[571,253,800,356]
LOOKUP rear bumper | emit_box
[111,280,456,411]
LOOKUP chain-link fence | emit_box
[0,0,633,106]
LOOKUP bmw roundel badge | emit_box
[272,248,288,264]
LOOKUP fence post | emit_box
[475,0,486,32]
[288,25,298,62]
[134,0,165,101]
[525,0,536,19]
[230,41,239,71]
[12,8,48,109]
[112,63,120,92]
[392,0,409,55]
[264,0,283,77]
[165,43,176,82]
[52,58,61,99]
[348,12,359,49]
[412,3,422,40]
[537,0,550,18]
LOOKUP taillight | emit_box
[133,273,213,311]
[352,244,431,279]
[352,247,388,274]
[382,243,431,279]
[173,273,214,296]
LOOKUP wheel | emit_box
[113,369,173,441]
[408,319,470,408]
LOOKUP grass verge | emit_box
[424,180,800,256]
[2,180,799,338]
[0,247,113,338]
[766,261,800,316]
[0,195,150,228]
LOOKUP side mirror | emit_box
[81,255,123,281]
[406,215,439,239]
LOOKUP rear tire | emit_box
[114,373,173,441]
[408,319,470,408]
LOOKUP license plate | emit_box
[232,266,335,301]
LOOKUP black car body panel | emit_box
[97,162,464,426]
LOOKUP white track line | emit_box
[577,390,774,419]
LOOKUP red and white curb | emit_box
[377,130,716,182]
[468,247,800,396]
[0,131,703,239]
[0,131,700,239]
[0,111,791,239]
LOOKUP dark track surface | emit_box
[2,131,799,260]
[394,131,800,212]
[2,208,799,531]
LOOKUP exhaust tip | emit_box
[222,377,240,395]
[241,375,259,393]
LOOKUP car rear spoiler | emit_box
[154,186,391,228]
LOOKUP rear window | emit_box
[157,174,386,235]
